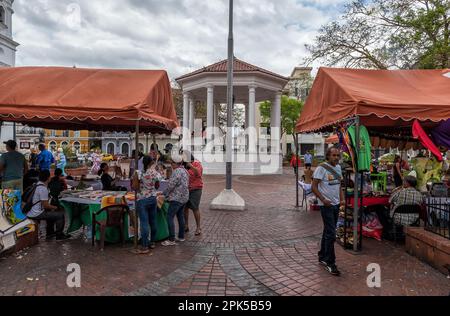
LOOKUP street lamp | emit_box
[210,0,245,211]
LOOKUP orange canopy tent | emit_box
[0,67,179,134]
[296,68,450,134]
[325,134,339,144]
[0,67,179,250]
[295,67,450,252]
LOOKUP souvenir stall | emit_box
[0,66,178,253]
[296,67,450,251]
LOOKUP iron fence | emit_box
[424,197,449,240]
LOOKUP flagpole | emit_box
[226,0,234,190]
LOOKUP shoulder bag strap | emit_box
[319,163,342,181]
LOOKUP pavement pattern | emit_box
[0,169,449,296]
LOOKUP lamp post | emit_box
[210,0,245,211]
[226,0,234,190]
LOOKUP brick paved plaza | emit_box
[0,169,449,296]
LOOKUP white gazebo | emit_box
[176,58,289,175]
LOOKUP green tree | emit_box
[306,0,450,69]
[259,96,304,151]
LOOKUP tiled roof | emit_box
[176,57,288,81]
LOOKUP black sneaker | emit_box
[319,260,328,267]
[56,234,71,241]
[45,234,56,241]
[325,264,341,276]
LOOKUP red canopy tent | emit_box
[0,67,179,134]
[296,67,450,134]
[295,67,450,251]
[0,66,179,249]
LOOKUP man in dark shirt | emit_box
[0,140,28,191]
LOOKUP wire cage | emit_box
[424,196,450,240]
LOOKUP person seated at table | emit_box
[26,170,71,241]
[48,168,68,208]
[389,176,424,226]
[98,163,127,192]
[133,156,162,254]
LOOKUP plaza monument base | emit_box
[210,189,246,211]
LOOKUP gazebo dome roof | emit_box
[176,57,289,82]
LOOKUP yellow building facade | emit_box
[44,129,90,153]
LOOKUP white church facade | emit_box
[0,0,19,146]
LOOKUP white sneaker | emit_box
[161,240,177,247]
[176,238,186,242]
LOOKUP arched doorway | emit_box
[122,143,130,156]
[107,143,115,155]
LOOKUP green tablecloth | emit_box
[60,200,169,244]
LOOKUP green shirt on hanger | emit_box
[348,125,372,172]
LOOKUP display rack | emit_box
[337,169,363,250]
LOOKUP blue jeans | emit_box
[319,205,340,265]
[167,201,185,242]
[137,197,158,248]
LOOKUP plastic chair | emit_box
[391,204,422,242]
[92,204,129,250]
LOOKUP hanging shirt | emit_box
[348,125,372,172]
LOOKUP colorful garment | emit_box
[413,120,443,162]
[348,125,372,172]
[138,168,163,199]
[163,167,189,204]
[36,149,54,171]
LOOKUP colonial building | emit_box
[284,67,325,157]
[44,129,90,153]
[0,0,19,146]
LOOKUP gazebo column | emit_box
[271,92,282,153]
[206,85,214,144]
[248,85,257,155]
[189,97,195,137]
[183,92,190,150]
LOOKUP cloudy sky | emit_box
[13,0,347,79]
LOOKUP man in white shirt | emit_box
[312,147,344,276]
[27,170,70,241]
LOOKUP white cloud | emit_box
[12,0,344,79]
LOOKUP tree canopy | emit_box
[306,0,450,69]
[260,96,304,141]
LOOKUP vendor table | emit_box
[348,195,390,208]
[60,192,169,244]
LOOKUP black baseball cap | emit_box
[3,140,17,150]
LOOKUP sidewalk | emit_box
[0,169,448,296]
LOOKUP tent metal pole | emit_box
[353,116,360,252]
[295,133,299,208]
[134,120,140,249]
